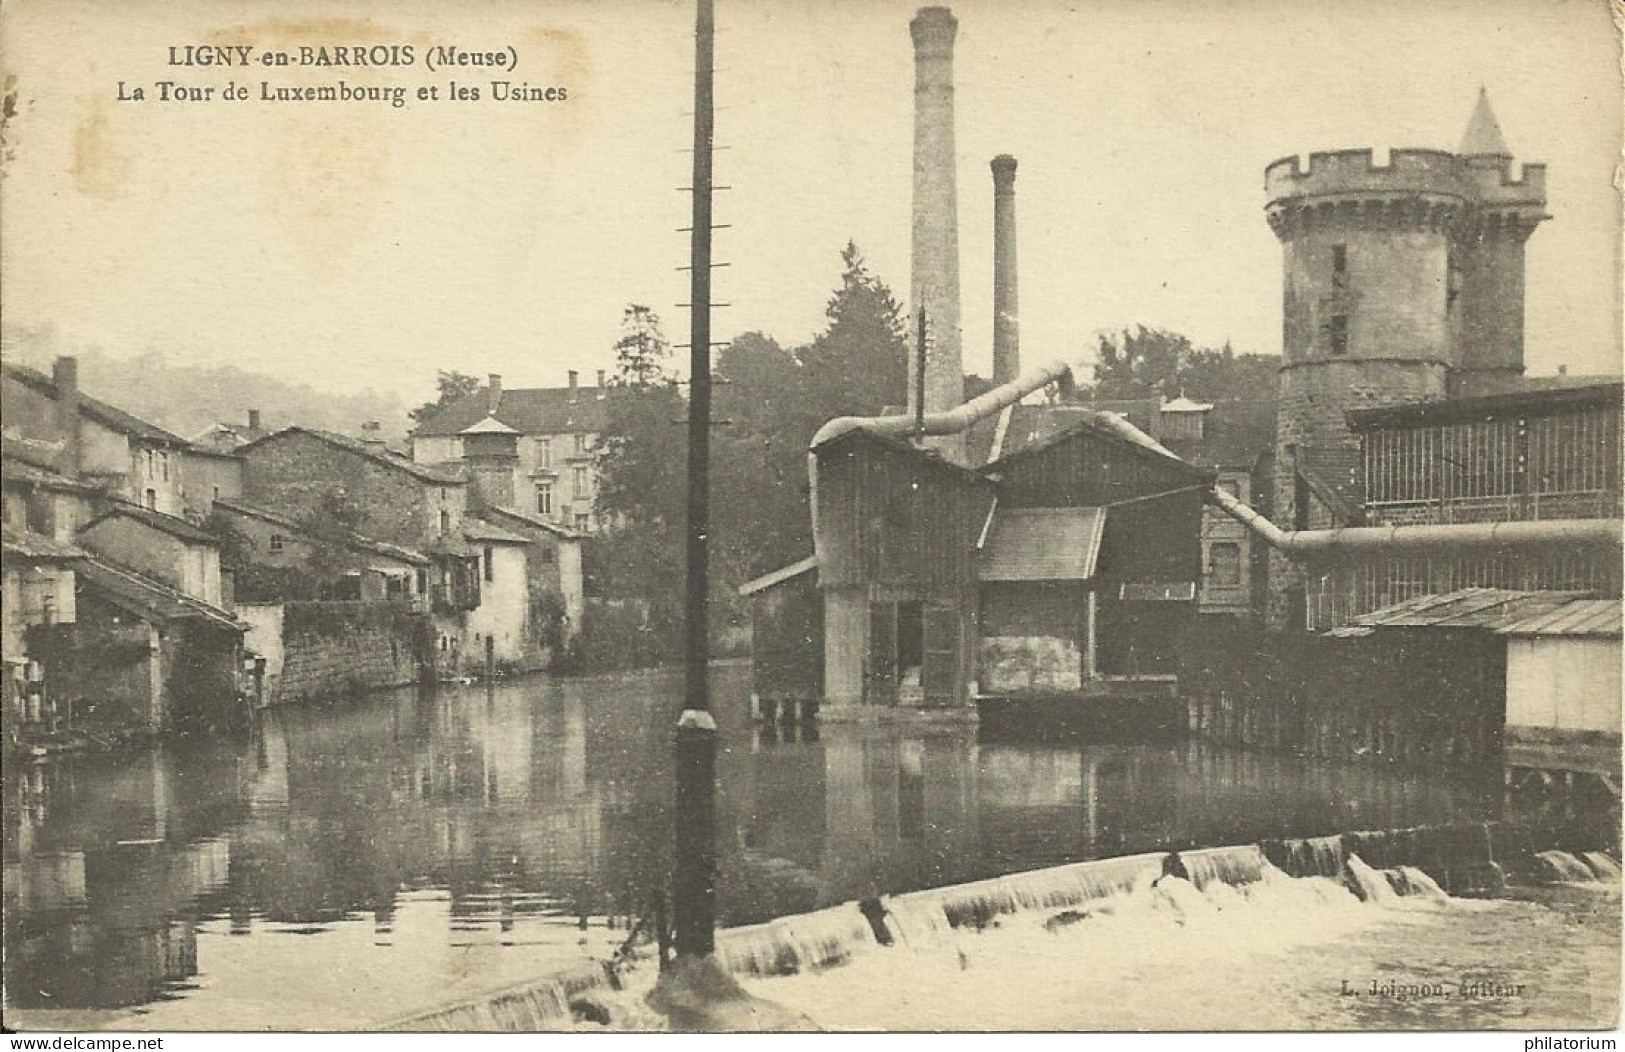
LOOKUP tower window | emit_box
[1332,244,1347,273]
[1328,314,1349,356]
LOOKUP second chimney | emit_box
[247,409,263,437]
[53,356,83,477]
[991,154,1020,385]
[487,373,503,415]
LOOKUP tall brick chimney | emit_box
[909,6,964,463]
[991,154,1019,385]
[487,373,503,415]
[52,356,82,477]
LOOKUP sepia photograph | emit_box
[0,0,1620,1036]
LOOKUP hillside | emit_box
[1,327,412,446]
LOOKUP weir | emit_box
[385,818,1618,1031]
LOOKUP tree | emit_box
[409,371,482,424]
[591,305,688,663]
[1092,327,1278,402]
[798,241,909,418]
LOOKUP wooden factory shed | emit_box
[812,428,996,714]
[978,417,1211,691]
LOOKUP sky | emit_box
[2,0,1620,404]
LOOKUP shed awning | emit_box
[1497,598,1620,638]
[978,507,1106,582]
[1334,587,1592,635]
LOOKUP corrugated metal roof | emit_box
[1343,587,1594,633]
[1498,599,1621,638]
[978,507,1106,582]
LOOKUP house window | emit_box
[1208,542,1242,589]
[541,546,556,565]
[440,510,451,534]
[574,433,590,455]
[536,483,553,516]
[416,568,428,595]
[145,450,156,477]
[1217,478,1241,499]
[145,489,157,510]
[1327,313,1348,357]
[483,545,495,583]
[1332,244,1347,278]
[269,533,284,552]
[160,452,170,481]
[574,512,590,531]
[537,439,551,469]
[572,466,589,500]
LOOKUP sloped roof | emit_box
[240,427,467,485]
[1,363,191,446]
[1459,88,1512,157]
[1,455,98,493]
[2,525,85,562]
[1160,396,1214,413]
[1162,398,1275,469]
[76,556,246,631]
[83,503,219,546]
[414,386,610,437]
[463,518,532,545]
[978,507,1106,582]
[1349,379,1623,430]
[1497,598,1620,638]
[1326,587,1591,638]
[480,504,584,541]
[985,411,1203,478]
[212,499,430,565]
[461,415,520,435]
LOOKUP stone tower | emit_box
[1264,92,1547,621]
[908,6,965,463]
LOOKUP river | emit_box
[2,663,1514,1029]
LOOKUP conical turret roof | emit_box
[1459,88,1512,157]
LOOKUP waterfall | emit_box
[1182,844,1268,889]
[386,963,607,1031]
[1582,851,1622,881]
[716,904,879,977]
[1536,849,1618,883]
[1344,854,1397,904]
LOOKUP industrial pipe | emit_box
[1204,482,1622,555]
[808,357,1078,562]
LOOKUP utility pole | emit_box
[674,0,717,962]
[914,307,928,440]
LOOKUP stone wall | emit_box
[270,601,424,705]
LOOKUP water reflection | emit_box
[3,664,1494,1018]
